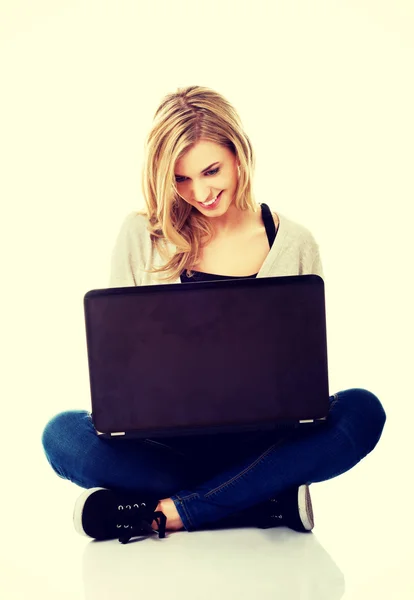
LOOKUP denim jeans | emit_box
[41,388,386,532]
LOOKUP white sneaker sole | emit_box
[298,484,314,530]
[73,487,107,538]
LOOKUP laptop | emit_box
[83,274,330,439]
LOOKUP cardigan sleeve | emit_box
[108,213,142,288]
[310,247,324,280]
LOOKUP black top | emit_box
[180,203,277,283]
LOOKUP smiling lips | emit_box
[200,190,223,207]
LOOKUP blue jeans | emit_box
[41,388,386,531]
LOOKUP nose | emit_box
[191,181,212,204]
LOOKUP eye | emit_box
[205,167,220,177]
[175,167,220,183]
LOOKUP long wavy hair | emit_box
[138,85,258,282]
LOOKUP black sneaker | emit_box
[73,487,167,544]
[206,484,314,533]
[256,484,314,532]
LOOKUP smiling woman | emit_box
[137,86,263,282]
[40,84,387,546]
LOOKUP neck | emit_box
[210,203,261,237]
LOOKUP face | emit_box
[173,140,239,216]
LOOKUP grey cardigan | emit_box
[109,210,324,287]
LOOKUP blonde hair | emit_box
[137,85,257,282]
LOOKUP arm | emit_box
[109,213,142,288]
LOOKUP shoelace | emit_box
[116,502,167,544]
[269,497,284,520]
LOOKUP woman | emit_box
[41,86,386,544]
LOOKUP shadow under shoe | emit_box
[73,487,167,544]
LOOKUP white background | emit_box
[0,1,413,598]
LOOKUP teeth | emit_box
[203,192,220,206]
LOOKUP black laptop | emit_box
[83,275,330,439]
